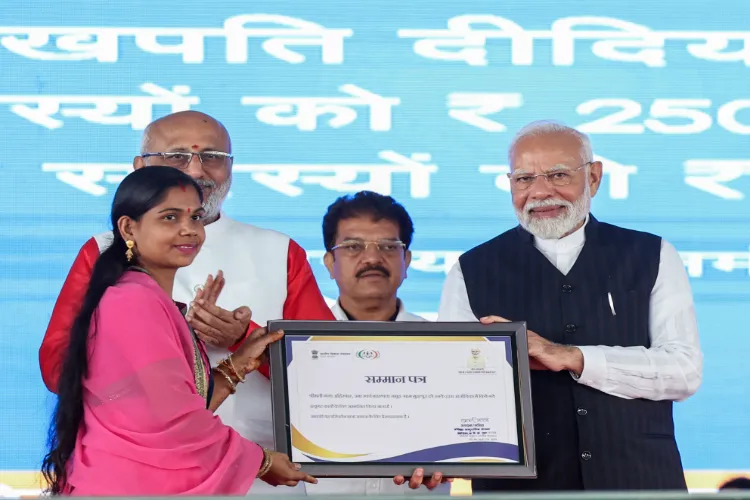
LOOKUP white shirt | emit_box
[303,298,447,496]
[330,299,427,322]
[437,217,703,401]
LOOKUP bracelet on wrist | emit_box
[218,355,246,384]
[226,355,246,382]
[257,447,273,478]
[214,366,236,394]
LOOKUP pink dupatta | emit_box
[66,271,263,495]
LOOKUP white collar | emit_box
[333,298,406,320]
[533,214,589,253]
[204,211,230,236]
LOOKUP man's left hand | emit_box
[480,316,584,376]
[188,298,251,348]
[393,469,452,490]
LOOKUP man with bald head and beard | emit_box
[135,110,233,225]
[39,110,336,495]
[438,120,703,492]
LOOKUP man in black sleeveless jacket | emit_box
[438,120,703,491]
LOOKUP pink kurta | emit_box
[66,270,263,495]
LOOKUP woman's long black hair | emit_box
[41,166,203,494]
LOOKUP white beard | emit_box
[515,183,591,240]
[195,176,231,222]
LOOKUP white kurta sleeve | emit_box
[574,239,703,401]
[437,262,479,322]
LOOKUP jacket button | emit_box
[577,408,588,416]
[562,284,573,293]
[581,451,592,460]
[565,324,577,333]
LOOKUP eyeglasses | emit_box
[507,163,590,190]
[331,239,406,256]
[141,151,233,170]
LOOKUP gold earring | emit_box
[125,240,135,262]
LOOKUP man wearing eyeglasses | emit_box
[304,191,450,496]
[38,110,337,495]
[438,120,702,492]
[322,191,425,323]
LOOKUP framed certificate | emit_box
[267,320,536,479]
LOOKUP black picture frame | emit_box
[267,320,536,479]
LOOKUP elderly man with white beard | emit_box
[438,121,702,492]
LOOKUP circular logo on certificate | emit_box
[356,349,380,360]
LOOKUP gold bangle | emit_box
[225,355,246,383]
[227,354,245,382]
[214,366,236,394]
[218,356,244,384]
[257,447,273,478]
[259,454,271,477]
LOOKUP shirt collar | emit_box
[336,298,402,322]
[204,210,229,236]
[534,213,589,253]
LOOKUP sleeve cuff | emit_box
[571,346,607,387]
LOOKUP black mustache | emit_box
[356,266,390,278]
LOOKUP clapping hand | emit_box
[187,270,252,348]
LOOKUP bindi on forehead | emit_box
[191,144,200,150]
[187,207,191,213]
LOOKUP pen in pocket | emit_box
[607,292,616,316]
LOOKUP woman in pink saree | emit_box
[41,166,316,495]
